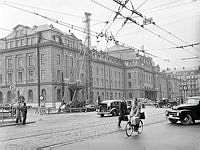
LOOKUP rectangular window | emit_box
[6,42,10,49]
[57,70,61,81]
[27,38,31,45]
[128,82,131,88]
[10,41,14,48]
[96,78,99,86]
[57,54,60,65]
[101,79,104,87]
[31,37,35,44]
[28,55,33,66]
[41,70,45,81]
[18,72,22,82]
[0,60,2,67]
[7,58,12,69]
[40,54,45,65]
[18,57,23,68]
[128,73,131,79]
[96,67,99,75]
[16,40,20,47]
[71,57,73,67]
[21,39,25,46]
[0,74,2,84]
[29,70,34,81]
[8,73,12,83]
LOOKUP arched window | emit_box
[0,92,3,103]
[7,91,12,103]
[28,90,33,102]
[41,89,46,101]
[57,89,61,102]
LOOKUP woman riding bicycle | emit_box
[129,98,141,131]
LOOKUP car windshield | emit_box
[187,98,200,104]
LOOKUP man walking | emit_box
[118,99,128,127]
[15,101,22,123]
[21,102,27,124]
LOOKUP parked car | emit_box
[85,104,96,112]
[165,96,200,124]
[154,98,177,108]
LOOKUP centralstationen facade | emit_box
[1,24,194,108]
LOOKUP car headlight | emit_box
[176,111,180,116]
[165,110,169,116]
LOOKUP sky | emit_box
[0,0,200,70]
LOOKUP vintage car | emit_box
[165,96,200,124]
[85,104,96,112]
[97,99,132,117]
[97,100,121,117]
[154,98,177,108]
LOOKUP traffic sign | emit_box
[183,85,188,91]
[9,83,16,91]
[40,95,44,101]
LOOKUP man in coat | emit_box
[118,99,128,127]
[21,102,27,124]
[15,101,22,123]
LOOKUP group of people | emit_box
[118,98,141,131]
[15,101,28,124]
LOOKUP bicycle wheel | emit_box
[138,120,143,134]
[125,122,133,137]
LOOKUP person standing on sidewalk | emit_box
[21,102,27,124]
[118,99,128,127]
[15,101,22,123]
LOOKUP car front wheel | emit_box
[168,118,178,124]
[181,114,193,125]
[100,114,104,117]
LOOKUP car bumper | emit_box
[165,110,180,120]
[97,111,110,115]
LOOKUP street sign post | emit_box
[9,83,16,92]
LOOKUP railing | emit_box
[0,105,16,124]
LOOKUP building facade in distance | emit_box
[0,24,183,107]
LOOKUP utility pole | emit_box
[37,32,41,107]
[85,12,92,104]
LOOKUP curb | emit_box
[0,121,36,127]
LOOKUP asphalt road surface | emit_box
[0,106,199,150]
[66,121,200,150]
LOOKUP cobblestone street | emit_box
[0,106,167,149]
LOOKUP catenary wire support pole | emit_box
[85,12,92,104]
[37,32,42,111]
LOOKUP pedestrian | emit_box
[118,99,128,127]
[129,98,141,131]
[15,101,22,123]
[21,102,27,124]
[180,97,183,104]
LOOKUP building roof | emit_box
[108,44,137,60]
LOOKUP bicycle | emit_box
[125,112,145,137]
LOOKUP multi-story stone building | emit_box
[0,24,182,107]
[167,67,200,100]
[0,24,85,107]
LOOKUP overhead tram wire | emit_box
[0,0,106,23]
[0,1,99,38]
[89,1,193,66]
[112,0,200,58]
[140,0,182,13]
[91,0,180,47]
[0,27,183,67]
[135,0,149,10]
[110,40,182,67]
[152,23,200,56]
[141,0,193,14]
